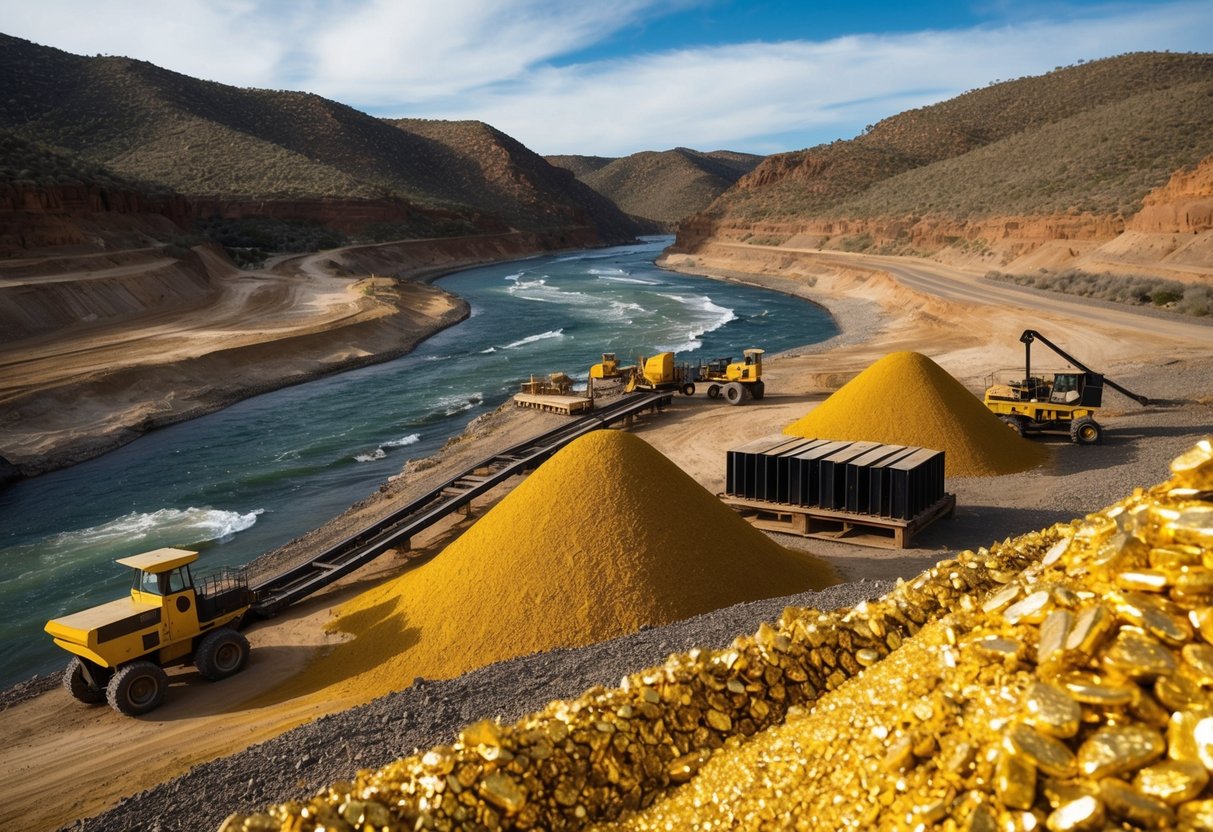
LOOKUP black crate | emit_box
[725,435,804,499]
[887,448,946,520]
[772,439,827,503]
[867,446,922,517]
[844,444,909,514]
[789,440,853,507]
[819,441,881,510]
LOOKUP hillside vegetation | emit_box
[549,148,761,226]
[709,52,1213,223]
[0,34,639,244]
[0,129,164,192]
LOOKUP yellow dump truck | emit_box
[45,548,254,716]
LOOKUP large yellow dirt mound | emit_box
[784,350,1048,476]
[292,429,836,703]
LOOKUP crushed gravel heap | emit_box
[783,350,1048,476]
[223,438,1213,832]
[279,429,836,704]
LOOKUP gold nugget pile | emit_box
[224,439,1213,832]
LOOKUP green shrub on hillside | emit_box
[985,269,1211,317]
[713,53,1213,224]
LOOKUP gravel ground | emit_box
[70,581,891,832]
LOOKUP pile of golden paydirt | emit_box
[277,429,835,705]
[224,440,1213,832]
[783,350,1049,477]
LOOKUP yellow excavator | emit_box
[983,330,1148,444]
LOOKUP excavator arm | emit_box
[1020,330,1149,405]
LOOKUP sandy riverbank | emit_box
[4,243,1213,830]
[0,232,581,478]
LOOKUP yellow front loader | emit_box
[45,548,254,716]
[699,348,765,404]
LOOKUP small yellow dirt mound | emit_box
[784,351,1048,476]
[297,429,835,703]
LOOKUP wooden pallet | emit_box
[513,393,594,414]
[720,493,956,549]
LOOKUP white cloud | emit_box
[300,0,677,102]
[398,2,1213,155]
[0,0,292,87]
[1,0,1210,156]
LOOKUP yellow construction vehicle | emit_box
[589,353,622,381]
[45,548,253,716]
[984,330,1148,444]
[699,348,765,404]
[590,348,766,405]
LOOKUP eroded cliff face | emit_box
[673,156,1213,279]
[1128,156,1213,234]
[0,182,189,253]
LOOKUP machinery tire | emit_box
[751,380,765,400]
[195,628,250,681]
[107,661,167,716]
[63,656,108,705]
[724,383,744,405]
[707,384,721,399]
[999,415,1025,437]
[681,383,696,397]
[1070,417,1103,446]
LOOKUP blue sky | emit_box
[2,1,1211,157]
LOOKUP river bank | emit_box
[0,231,596,479]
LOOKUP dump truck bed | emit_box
[45,596,160,648]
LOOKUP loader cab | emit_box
[740,349,764,381]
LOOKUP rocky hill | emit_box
[673,52,1213,278]
[0,33,642,254]
[548,148,762,228]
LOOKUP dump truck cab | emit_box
[45,547,254,716]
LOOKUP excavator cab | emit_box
[983,330,1145,445]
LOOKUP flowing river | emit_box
[0,237,837,686]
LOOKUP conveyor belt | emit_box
[251,391,672,614]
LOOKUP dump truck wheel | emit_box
[707,384,721,399]
[725,383,744,405]
[751,380,765,400]
[1071,417,1103,445]
[195,628,250,681]
[64,656,108,705]
[999,415,1025,437]
[681,383,696,396]
[107,661,167,716]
